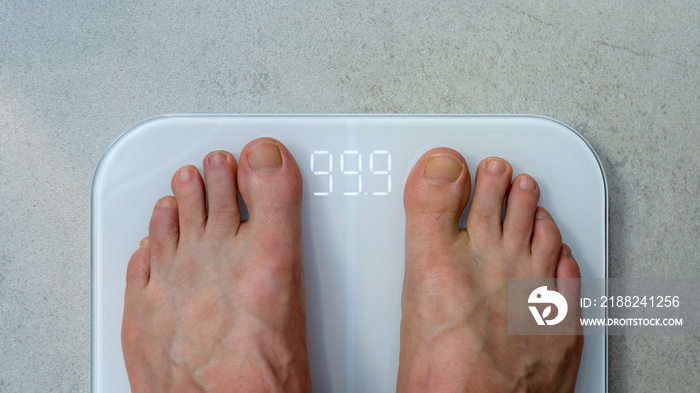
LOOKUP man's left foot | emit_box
[121,138,311,392]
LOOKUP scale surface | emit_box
[92,115,607,392]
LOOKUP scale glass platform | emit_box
[92,114,607,392]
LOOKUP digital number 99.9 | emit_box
[310,150,391,196]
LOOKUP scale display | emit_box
[92,115,607,392]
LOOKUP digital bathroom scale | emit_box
[92,115,607,392]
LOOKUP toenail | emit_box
[139,237,149,248]
[485,158,506,173]
[208,152,227,167]
[247,142,283,172]
[178,167,194,181]
[424,153,463,185]
[562,244,573,258]
[518,175,536,191]
[535,208,551,220]
[156,196,174,209]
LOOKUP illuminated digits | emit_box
[370,150,391,196]
[311,150,391,196]
[341,150,362,196]
[311,151,333,196]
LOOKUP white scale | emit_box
[92,115,607,392]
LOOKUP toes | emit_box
[403,148,470,247]
[465,157,512,245]
[502,174,540,250]
[148,196,179,258]
[126,237,151,289]
[203,150,241,233]
[171,165,207,238]
[556,244,580,278]
[237,138,303,244]
[555,244,582,317]
[530,207,563,275]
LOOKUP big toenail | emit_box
[247,142,283,172]
[486,158,506,173]
[519,175,536,191]
[209,152,227,166]
[178,167,194,181]
[424,153,463,185]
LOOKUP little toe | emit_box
[237,138,303,244]
[556,244,580,278]
[203,150,241,233]
[403,148,470,248]
[556,244,583,323]
[126,237,151,289]
[466,157,512,245]
[171,165,207,239]
[503,174,540,251]
[530,206,563,276]
[148,195,179,260]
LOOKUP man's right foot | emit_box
[398,149,583,392]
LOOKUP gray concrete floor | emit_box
[1,0,699,391]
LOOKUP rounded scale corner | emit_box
[92,115,168,189]
[523,114,607,190]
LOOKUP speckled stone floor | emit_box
[1,1,698,391]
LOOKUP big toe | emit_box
[403,148,470,257]
[237,138,303,247]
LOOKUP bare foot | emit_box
[398,149,583,392]
[121,138,311,392]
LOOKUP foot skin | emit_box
[122,138,311,393]
[398,149,583,393]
